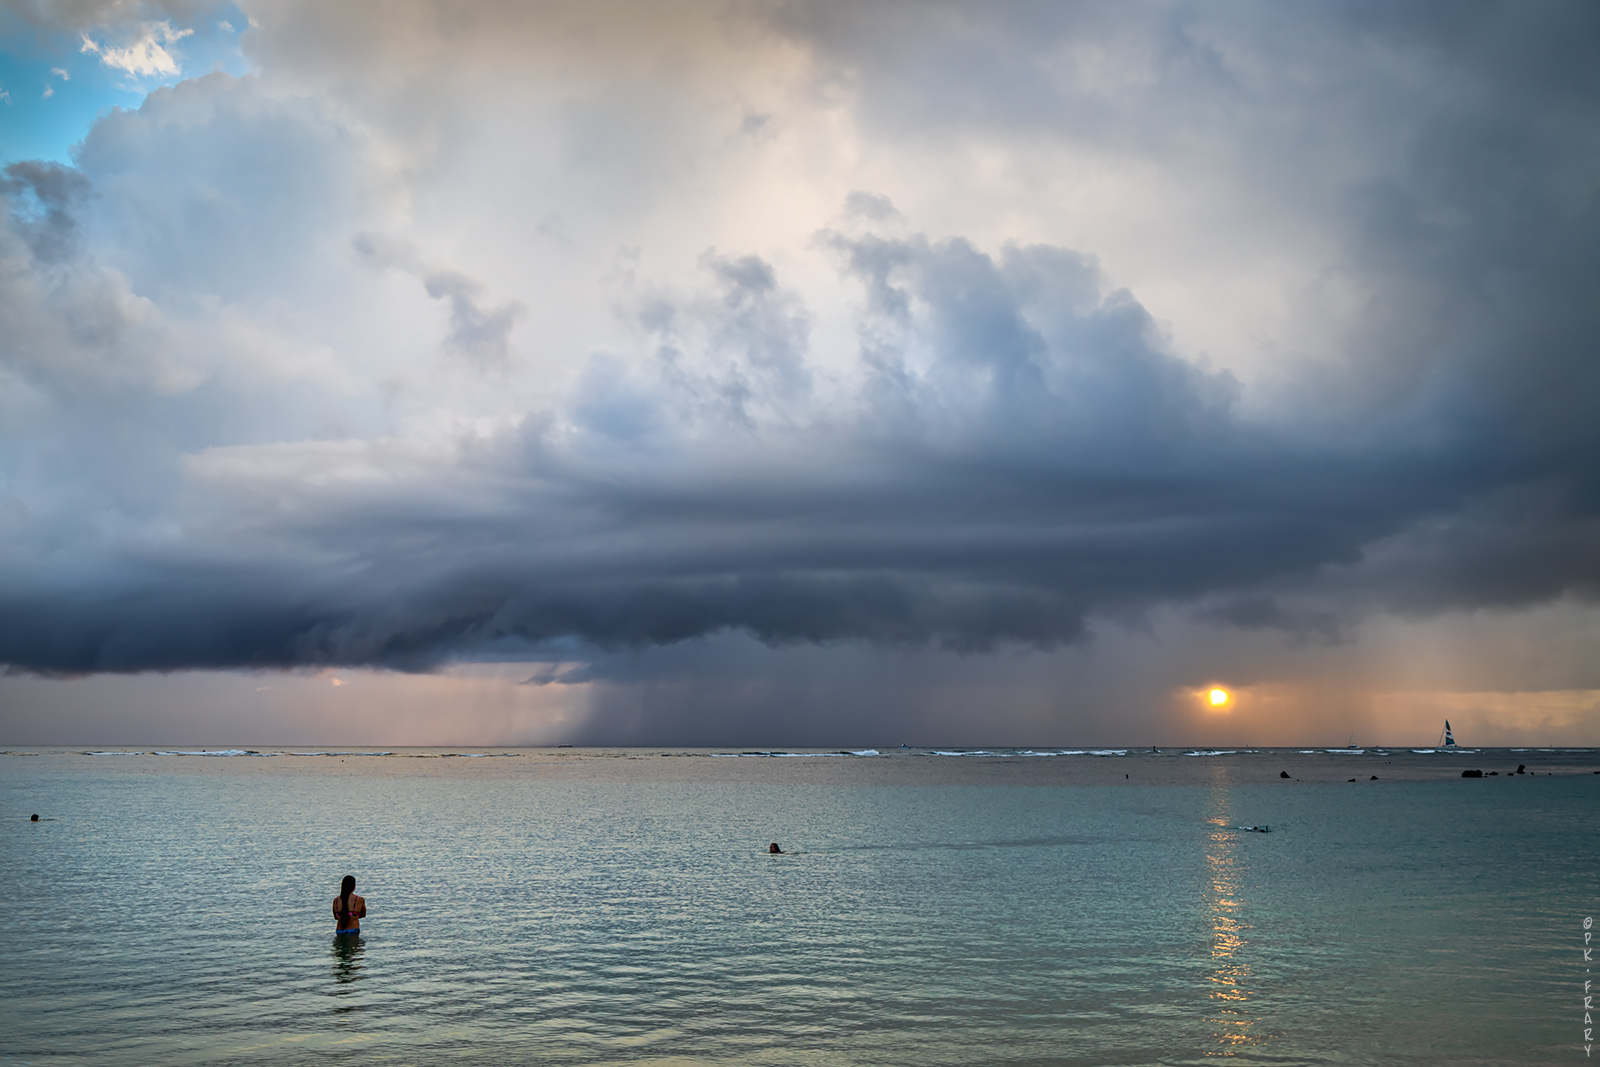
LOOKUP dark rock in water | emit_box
[1488,771,1498,775]
[1462,769,1483,778]
[1280,770,1291,778]
[1347,778,1357,782]
[1517,765,1525,774]
[1370,775,1378,780]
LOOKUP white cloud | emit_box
[51,68,70,81]
[80,20,192,78]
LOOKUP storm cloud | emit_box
[1,1,1597,741]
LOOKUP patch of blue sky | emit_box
[0,3,249,166]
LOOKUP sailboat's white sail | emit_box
[1440,720,1456,747]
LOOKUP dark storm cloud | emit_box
[6,218,1591,675]
[801,0,1600,619]
[2,162,91,264]
[1,0,1597,679]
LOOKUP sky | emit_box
[1,0,1598,747]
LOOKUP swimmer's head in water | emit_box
[339,874,357,915]
[768,842,782,853]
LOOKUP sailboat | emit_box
[1437,720,1457,748]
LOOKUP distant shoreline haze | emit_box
[6,746,1599,787]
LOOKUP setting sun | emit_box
[1208,688,1230,706]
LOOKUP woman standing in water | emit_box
[333,875,366,936]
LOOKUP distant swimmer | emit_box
[333,875,366,936]
[768,842,784,854]
[31,813,39,821]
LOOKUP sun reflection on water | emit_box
[1203,780,1259,1056]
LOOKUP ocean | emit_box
[3,746,1596,1065]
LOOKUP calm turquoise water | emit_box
[2,749,1596,1065]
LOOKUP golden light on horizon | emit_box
[1209,688,1231,707]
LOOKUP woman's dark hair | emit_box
[339,875,356,918]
